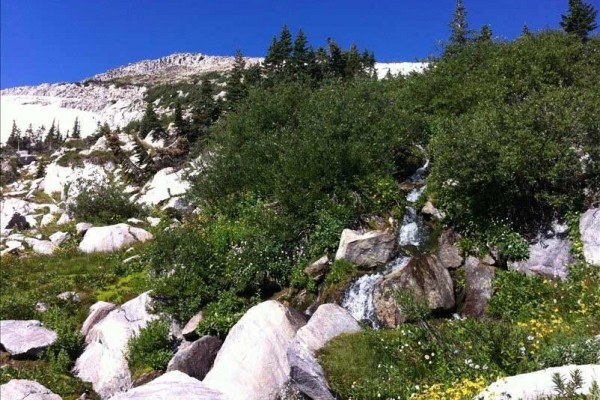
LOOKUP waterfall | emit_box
[341,160,430,327]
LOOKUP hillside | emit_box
[0,52,426,143]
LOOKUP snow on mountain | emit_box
[0,52,427,143]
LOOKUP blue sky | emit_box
[1,0,597,88]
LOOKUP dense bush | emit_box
[425,32,600,234]
[127,319,175,375]
[68,178,147,225]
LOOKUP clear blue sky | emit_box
[1,0,597,88]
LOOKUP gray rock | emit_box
[287,304,360,400]
[35,302,49,313]
[57,291,81,302]
[462,256,495,318]
[421,200,446,220]
[49,231,70,245]
[110,371,226,400]
[203,301,306,400]
[166,336,222,380]
[40,214,55,227]
[335,229,397,269]
[373,254,455,328]
[78,224,153,253]
[181,312,203,340]
[435,229,463,269]
[477,364,600,399]
[0,379,61,400]
[25,238,58,256]
[76,222,93,235]
[0,320,57,357]
[303,256,330,281]
[580,208,600,266]
[56,213,72,225]
[509,237,572,280]
[74,292,156,398]
[80,301,117,338]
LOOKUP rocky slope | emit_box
[0,52,426,142]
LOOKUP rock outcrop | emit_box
[166,336,222,380]
[373,254,455,327]
[73,292,155,399]
[80,301,118,337]
[462,256,495,318]
[509,235,572,280]
[477,364,600,399]
[78,223,153,253]
[0,379,61,400]
[0,320,57,357]
[580,208,600,266]
[335,229,397,269]
[287,304,361,400]
[136,167,189,206]
[110,371,226,400]
[203,301,306,400]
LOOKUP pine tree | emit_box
[140,103,164,140]
[449,0,472,47]
[478,25,493,43]
[327,38,346,78]
[226,49,247,110]
[55,124,63,146]
[278,25,293,72]
[173,102,188,137]
[264,36,281,74]
[291,29,311,79]
[35,157,47,179]
[560,0,598,41]
[45,120,56,152]
[72,117,81,139]
[7,121,21,150]
[522,24,532,37]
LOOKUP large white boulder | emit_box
[0,320,57,357]
[110,371,226,400]
[287,304,361,400]
[78,223,153,253]
[335,229,397,269]
[80,301,118,337]
[25,238,58,256]
[41,161,114,199]
[581,208,600,266]
[478,364,600,399]
[1,198,34,235]
[0,379,61,400]
[136,167,189,206]
[73,292,156,399]
[509,236,572,280]
[203,301,306,400]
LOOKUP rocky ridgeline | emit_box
[90,52,264,84]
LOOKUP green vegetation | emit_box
[127,318,175,378]
[67,177,147,225]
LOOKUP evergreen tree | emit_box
[140,103,164,140]
[191,79,218,142]
[45,120,56,152]
[55,124,63,146]
[478,25,493,43]
[72,117,81,139]
[291,29,312,79]
[226,49,247,110]
[7,121,21,150]
[560,0,598,41]
[449,0,472,47]
[327,38,346,78]
[345,44,362,78]
[35,157,47,179]
[522,24,532,37]
[24,124,35,152]
[264,36,281,74]
[173,102,189,137]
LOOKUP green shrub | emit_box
[56,151,84,167]
[68,177,147,225]
[325,260,357,286]
[127,319,175,375]
[195,292,251,339]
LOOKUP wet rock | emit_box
[335,229,397,269]
[373,254,454,328]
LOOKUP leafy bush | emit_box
[195,292,251,339]
[426,32,600,234]
[127,318,175,375]
[68,178,146,225]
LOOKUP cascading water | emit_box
[341,160,431,327]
